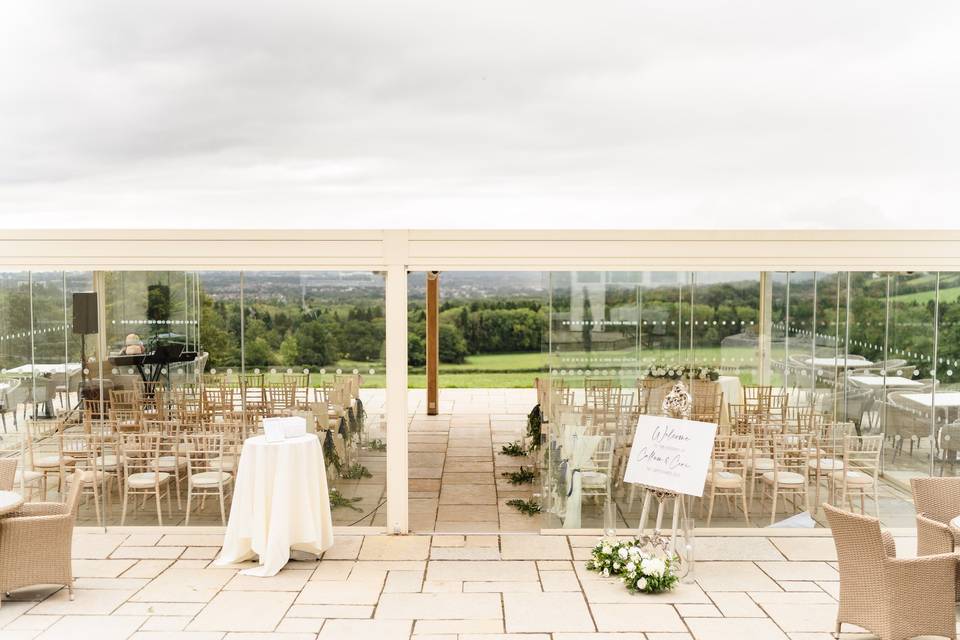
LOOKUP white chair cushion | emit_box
[14,469,44,483]
[127,471,170,488]
[831,470,873,485]
[708,471,743,488]
[807,458,843,471]
[209,457,236,472]
[581,471,608,486]
[154,455,187,470]
[95,455,122,469]
[762,471,806,484]
[77,469,105,484]
[748,457,774,471]
[190,471,232,486]
[35,455,75,468]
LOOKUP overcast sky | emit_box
[0,1,957,229]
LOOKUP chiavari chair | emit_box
[203,385,237,421]
[204,419,244,474]
[109,389,143,433]
[135,380,167,421]
[760,433,812,525]
[283,373,311,407]
[828,434,883,518]
[702,434,751,526]
[29,418,73,496]
[0,433,45,500]
[690,379,723,425]
[118,433,173,525]
[184,433,233,525]
[808,421,855,508]
[241,373,266,418]
[60,432,113,526]
[265,381,297,416]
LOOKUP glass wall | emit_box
[5,266,960,531]
[1,270,385,528]
[539,270,960,530]
[542,271,763,529]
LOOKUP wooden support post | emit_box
[426,271,439,416]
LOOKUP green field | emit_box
[255,345,760,389]
[891,285,960,305]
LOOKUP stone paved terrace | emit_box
[0,527,943,639]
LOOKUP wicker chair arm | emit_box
[880,529,897,558]
[4,502,69,518]
[916,512,955,556]
[0,513,74,556]
[884,553,958,600]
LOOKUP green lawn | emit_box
[891,285,960,305]
[255,346,760,389]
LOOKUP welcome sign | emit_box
[623,414,717,497]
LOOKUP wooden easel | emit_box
[637,487,685,555]
[635,382,692,555]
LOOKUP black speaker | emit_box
[72,292,98,334]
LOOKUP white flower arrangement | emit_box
[643,363,720,382]
[585,536,679,594]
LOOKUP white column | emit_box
[384,232,409,533]
[758,271,773,385]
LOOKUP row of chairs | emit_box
[11,426,240,526]
[703,425,882,525]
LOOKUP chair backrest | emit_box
[817,421,854,457]
[824,503,889,586]
[843,434,883,478]
[60,433,97,473]
[0,458,15,491]
[711,434,748,479]
[743,384,774,407]
[587,435,615,474]
[266,382,297,413]
[119,433,162,478]
[910,477,960,523]
[135,381,167,419]
[771,433,810,477]
[185,433,225,476]
[642,381,673,416]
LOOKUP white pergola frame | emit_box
[3,228,959,533]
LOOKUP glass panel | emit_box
[0,272,32,504]
[240,270,387,527]
[883,272,937,488]
[935,272,960,478]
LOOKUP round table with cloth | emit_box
[0,490,24,516]
[216,434,334,577]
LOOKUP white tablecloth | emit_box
[4,363,82,377]
[717,376,742,427]
[804,357,873,368]
[848,375,923,388]
[901,392,960,409]
[0,490,24,516]
[216,434,334,577]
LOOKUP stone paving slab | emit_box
[2,530,958,639]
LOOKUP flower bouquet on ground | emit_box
[586,535,679,594]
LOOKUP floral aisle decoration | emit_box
[642,363,720,382]
[586,535,680,594]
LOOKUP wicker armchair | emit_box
[911,477,960,599]
[0,458,15,491]
[825,503,957,640]
[0,473,82,603]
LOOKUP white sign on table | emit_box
[624,414,717,497]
